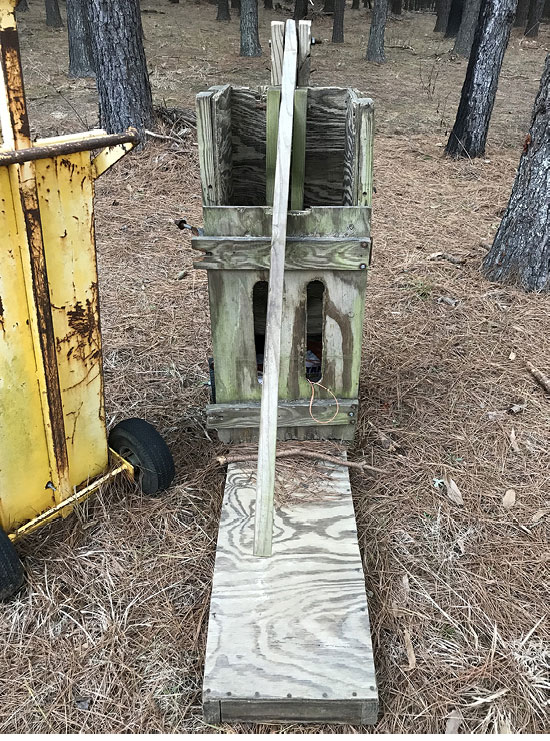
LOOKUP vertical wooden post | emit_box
[265,87,280,206]
[270,21,284,86]
[290,88,307,211]
[297,20,311,87]
[254,20,297,558]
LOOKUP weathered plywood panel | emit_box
[203,458,378,725]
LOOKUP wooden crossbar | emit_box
[254,20,297,558]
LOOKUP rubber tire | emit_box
[0,528,24,601]
[108,418,175,496]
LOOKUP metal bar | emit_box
[9,462,131,541]
[254,19,298,558]
[0,129,140,166]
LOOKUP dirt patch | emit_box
[0,0,549,734]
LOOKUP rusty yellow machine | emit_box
[0,0,174,599]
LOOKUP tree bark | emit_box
[240,0,261,56]
[392,0,403,12]
[453,0,482,54]
[482,56,550,290]
[525,0,544,34]
[16,0,29,11]
[352,0,360,7]
[294,0,308,19]
[367,0,389,60]
[332,0,345,40]
[445,0,464,35]
[445,0,516,158]
[88,0,153,135]
[231,0,241,12]
[67,0,95,77]
[323,0,335,13]
[217,0,231,20]
[264,0,273,8]
[514,0,529,24]
[435,0,452,30]
[45,0,63,27]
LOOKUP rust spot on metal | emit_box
[0,26,31,144]
[67,298,98,343]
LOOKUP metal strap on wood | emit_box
[254,20,298,558]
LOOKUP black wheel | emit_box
[208,357,216,404]
[0,528,24,601]
[108,418,175,496]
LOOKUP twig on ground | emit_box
[526,360,550,394]
[216,449,387,473]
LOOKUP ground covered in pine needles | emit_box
[1,0,549,734]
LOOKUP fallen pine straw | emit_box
[525,360,550,394]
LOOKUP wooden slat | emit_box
[343,91,375,207]
[202,205,371,239]
[211,84,233,206]
[297,20,312,87]
[265,88,280,207]
[202,458,378,725]
[192,236,370,271]
[290,88,308,211]
[217,424,356,444]
[270,21,285,86]
[207,398,357,429]
[230,87,267,206]
[196,90,217,206]
[255,19,297,558]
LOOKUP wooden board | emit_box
[203,457,378,725]
[192,236,371,271]
[207,398,358,429]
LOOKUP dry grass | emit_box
[1,0,549,734]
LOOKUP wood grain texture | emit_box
[211,84,233,206]
[202,205,371,238]
[255,20,298,555]
[207,398,357,428]
[265,87,280,207]
[297,20,311,87]
[203,457,378,724]
[343,91,374,207]
[217,425,356,444]
[290,88,307,211]
[230,87,267,205]
[192,236,371,271]
[270,21,285,86]
[196,91,217,205]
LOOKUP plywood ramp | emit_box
[203,456,378,725]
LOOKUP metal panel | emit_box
[34,150,108,490]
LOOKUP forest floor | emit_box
[1,0,549,734]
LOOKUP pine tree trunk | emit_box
[45,0,63,27]
[16,0,29,12]
[88,0,153,135]
[525,0,544,34]
[324,0,335,13]
[67,0,95,78]
[367,0,389,60]
[435,0,452,30]
[264,0,273,8]
[352,0,360,8]
[392,0,403,12]
[453,0,482,54]
[240,0,261,56]
[231,0,241,11]
[332,0,345,40]
[482,56,550,290]
[294,0,308,19]
[217,0,231,20]
[445,0,516,158]
[445,0,464,35]
[514,0,529,24]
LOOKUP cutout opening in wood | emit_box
[253,280,268,383]
[306,280,324,382]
